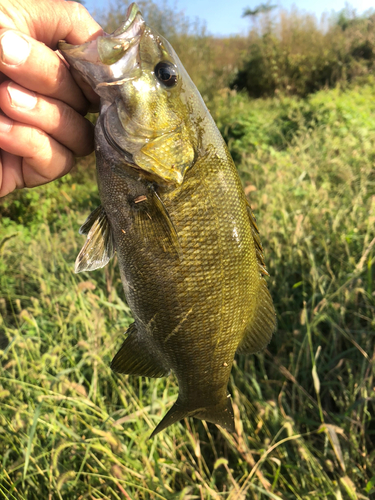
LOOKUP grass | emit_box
[0,81,374,499]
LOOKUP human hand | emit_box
[0,0,102,198]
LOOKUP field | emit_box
[0,79,374,499]
[1,2,375,495]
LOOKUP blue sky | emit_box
[83,0,375,36]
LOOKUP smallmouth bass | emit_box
[59,3,276,437]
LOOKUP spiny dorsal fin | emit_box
[75,206,115,273]
[246,201,269,276]
[236,278,276,354]
[111,323,169,378]
[133,186,181,256]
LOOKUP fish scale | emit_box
[59,2,276,437]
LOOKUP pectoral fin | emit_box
[133,186,181,256]
[111,323,169,378]
[75,206,115,273]
[237,278,276,354]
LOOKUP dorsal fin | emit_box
[236,201,276,354]
[246,201,269,276]
[237,278,276,354]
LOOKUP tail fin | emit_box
[150,395,235,438]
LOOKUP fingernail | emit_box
[0,115,13,133]
[0,31,30,66]
[8,82,37,110]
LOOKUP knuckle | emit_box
[52,64,88,115]
[30,128,52,160]
[58,105,94,156]
[56,100,76,128]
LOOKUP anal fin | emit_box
[237,278,276,354]
[111,323,169,378]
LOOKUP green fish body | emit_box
[59,3,276,437]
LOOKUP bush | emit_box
[232,7,375,97]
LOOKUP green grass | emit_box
[0,82,374,499]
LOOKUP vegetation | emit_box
[233,7,375,98]
[0,2,374,499]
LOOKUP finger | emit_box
[0,115,74,191]
[0,81,94,156]
[0,150,23,197]
[0,0,103,109]
[69,66,100,112]
[0,29,97,114]
[0,0,102,47]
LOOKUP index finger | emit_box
[0,0,103,110]
[0,29,97,115]
[0,0,102,47]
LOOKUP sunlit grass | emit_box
[1,82,374,499]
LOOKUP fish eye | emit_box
[154,61,178,87]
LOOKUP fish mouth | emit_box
[58,3,145,85]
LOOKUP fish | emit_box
[58,3,276,437]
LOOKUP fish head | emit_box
[59,3,203,186]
